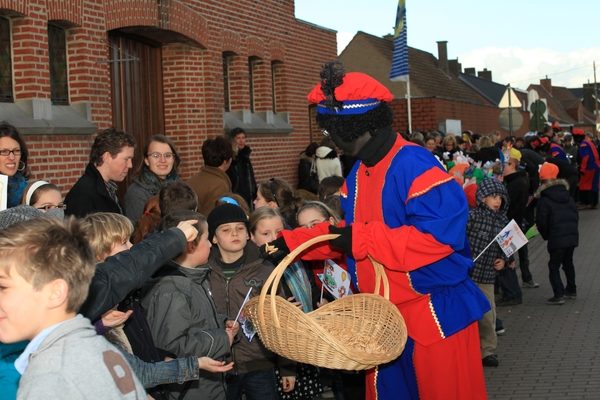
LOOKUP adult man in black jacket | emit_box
[226,127,257,209]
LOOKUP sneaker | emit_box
[564,291,577,299]
[547,297,565,305]
[523,280,540,288]
[495,326,505,336]
[321,390,335,399]
[482,355,499,367]
[497,298,522,307]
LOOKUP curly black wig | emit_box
[316,103,394,143]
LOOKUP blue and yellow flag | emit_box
[389,0,409,82]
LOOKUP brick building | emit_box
[0,0,337,198]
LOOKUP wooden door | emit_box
[108,33,165,200]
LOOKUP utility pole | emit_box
[594,61,599,136]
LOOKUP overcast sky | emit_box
[295,0,600,90]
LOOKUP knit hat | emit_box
[0,204,64,230]
[539,162,559,181]
[207,203,249,241]
[509,148,522,161]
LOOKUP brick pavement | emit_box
[485,208,600,399]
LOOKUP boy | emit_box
[466,178,513,368]
[141,210,236,400]
[535,163,579,305]
[207,203,296,400]
[0,218,146,399]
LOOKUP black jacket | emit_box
[535,179,579,250]
[226,146,257,208]
[504,170,529,226]
[64,162,122,218]
[520,148,545,194]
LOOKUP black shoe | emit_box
[497,298,522,307]
[522,280,540,288]
[547,297,565,305]
[495,325,505,335]
[482,355,499,367]
[564,291,577,299]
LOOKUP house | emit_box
[0,0,338,196]
[338,31,530,136]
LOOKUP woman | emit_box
[254,178,304,228]
[124,135,181,222]
[0,122,30,208]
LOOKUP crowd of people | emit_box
[0,61,594,400]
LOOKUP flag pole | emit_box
[406,77,412,133]
[473,233,501,262]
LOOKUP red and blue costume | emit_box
[549,142,568,162]
[578,139,600,192]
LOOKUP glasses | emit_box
[0,148,21,157]
[269,178,280,207]
[36,204,67,211]
[147,152,174,160]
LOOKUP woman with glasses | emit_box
[124,135,181,223]
[21,180,65,212]
[0,122,30,208]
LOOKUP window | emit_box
[248,57,257,113]
[223,53,232,112]
[0,17,12,102]
[48,24,69,105]
[271,61,282,114]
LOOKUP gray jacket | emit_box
[141,262,231,400]
[124,177,159,223]
[17,317,146,400]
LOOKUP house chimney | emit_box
[437,41,448,74]
[540,78,552,95]
[448,59,462,76]
[477,68,492,81]
[464,67,476,76]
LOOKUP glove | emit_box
[328,225,353,258]
[259,237,290,265]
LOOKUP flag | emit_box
[389,0,409,82]
[319,260,353,299]
[495,219,529,258]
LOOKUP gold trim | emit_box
[406,176,453,203]
[429,295,446,339]
[374,365,379,400]
[406,272,422,295]
[353,165,360,291]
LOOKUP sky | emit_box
[295,0,600,90]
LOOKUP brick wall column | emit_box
[228,56,249,111]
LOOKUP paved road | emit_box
[485,208,600,399]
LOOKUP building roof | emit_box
[340,31,489,105]
[459,73,508,106]
[529,83,596,126]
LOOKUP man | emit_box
[225,127,257,209]
[578,133,600,209]
[65,128,135,217]
[268,62,489,399]
[501,149,537,296]
[187,136,234,216]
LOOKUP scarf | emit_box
[7,172,27,208]
[140,167,179,188]
[283,262,313,313]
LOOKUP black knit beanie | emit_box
[207,203,249,241]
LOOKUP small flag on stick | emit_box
[474,219,528,261]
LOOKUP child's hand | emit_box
[282,376,296,392]
[198,357,234,373]
[225,319,239,337]
[317,298,329,308]
[287,296,303,310]
[493,259,505,271]
[508,261,515,270]
[226,328,236,346]
[176,220,199,242]
[101,306,133,328]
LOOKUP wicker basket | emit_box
[244,234,407,370]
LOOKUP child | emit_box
[0,217,146,399]
[207,203,296,400]
[159,181,198,217]
[20,180,65,212]
[131,195,161,244]
[82,212,233,398]
[141,210,236,400]
[466,178,513,368]
[535,163,578,305]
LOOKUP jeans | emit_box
[498,265,522,301]
[226,367,278,400]
[548,247,577,298]
[518,243,533,283]
[120,350,199,388]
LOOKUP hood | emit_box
[316,146,336,159]
[476,178,509,212]
[534,179,570,202]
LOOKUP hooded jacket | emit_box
[141,261,231,400]
[467,178,511,284]
[208,242,296,377]
[535,179,579,250]
[315,146,342,182]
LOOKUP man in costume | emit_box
[267,62,490,399]
[578,133,600,209]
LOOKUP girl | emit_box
[21,181,65,212]
[254,178,304,228]
[131,195,161,244]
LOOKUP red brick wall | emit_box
[2,0,338,197]
[391,97,531,137]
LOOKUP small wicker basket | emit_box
[244,234,407,370]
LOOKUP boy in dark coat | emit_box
[535,163,579,305]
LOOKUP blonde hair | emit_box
[296,201,341,225]
[249,206,285,235]
[81,213,133,260]
[0,217,95,313]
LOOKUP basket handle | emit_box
[257,234,390,328]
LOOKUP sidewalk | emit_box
[485,208,600,399]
